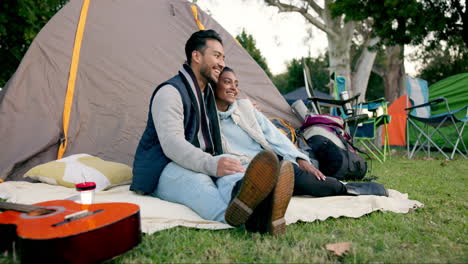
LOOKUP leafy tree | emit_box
[331,1,449,103]
[272,51,384,100]
[264,0,380,102]
[235,29,273,78]
[330,0,466,102]
[0,0,68,87]
[417,36,468,85]
[330,0,466,48]
[272,72,289,93]
[275,58,303,94]
[272,53,329,95]
[303,55,330,94]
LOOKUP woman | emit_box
[214,67,388,199]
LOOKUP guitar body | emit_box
[0,200,141,263]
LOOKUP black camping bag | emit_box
[300,114,367,181]
[307,135,367,181]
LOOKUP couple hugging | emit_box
[130,29,388,236]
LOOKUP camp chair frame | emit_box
[353,98,391,163]
[307,94,369,137]
[302,61,390,163]
[301,59,369,139]
[309,65,390,163]
[405,97,468,159]
[305,89,370,140]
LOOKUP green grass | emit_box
[1,153,467,263]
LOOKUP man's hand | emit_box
[297,158,326,181]
[217,157,246,177]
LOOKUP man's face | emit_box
[198,39,225,84]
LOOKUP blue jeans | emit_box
[153,158,244,223]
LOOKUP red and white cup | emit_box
[75,182,96,204]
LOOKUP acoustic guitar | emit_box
[0,200,141,263]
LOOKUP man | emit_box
[130,29,294,235]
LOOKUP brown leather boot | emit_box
[245,160,295,236]
[225,150,279,227]
[268,160,294,236]
[245,193,271,233]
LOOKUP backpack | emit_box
[300,114,368,181]
[269,117,310,151]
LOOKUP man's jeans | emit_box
[153,160,244,223]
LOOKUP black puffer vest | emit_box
[130,70,222,194]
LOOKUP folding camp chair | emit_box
[352,98,391,163]
[300,59,368,138]
[324,71,391,163]
[405,77,468,159]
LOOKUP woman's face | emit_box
[215,71,239,107]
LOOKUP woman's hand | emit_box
[297,158,326,181]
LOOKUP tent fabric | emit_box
[404,74,468,150]
[390,75,468,150]
[428,73,468,149]
[385,95,409,146]
[0,0,299,181]
[57,0,91,159]
[406,77,429,118]
[190,4,206,30]
[429,73,468,114]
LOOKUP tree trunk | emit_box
[352,37,380,102]
[327,34,352,95]
[323,2,354,97]
[264,0,378,102]
[383,45,405,104]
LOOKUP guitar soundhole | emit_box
[28,208,56,216]
[20,206,66,219]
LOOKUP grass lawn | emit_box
[1,152,467,263]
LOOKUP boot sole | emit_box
[225,151,279,227]
[269,161,294,236]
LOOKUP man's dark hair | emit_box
[185,29,223,65]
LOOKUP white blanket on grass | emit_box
[0,181,424,234]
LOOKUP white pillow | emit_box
[24,154,132,191]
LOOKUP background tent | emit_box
[388,74,468,150]
[283,86,333,105]
[427,73,468,150]
[0,0,299,181]
[385,95,408,147]
[430,73,468,111]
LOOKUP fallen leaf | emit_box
[325,242,352,256]
[440,160,449,166]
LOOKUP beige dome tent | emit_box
[0,0,299,181]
